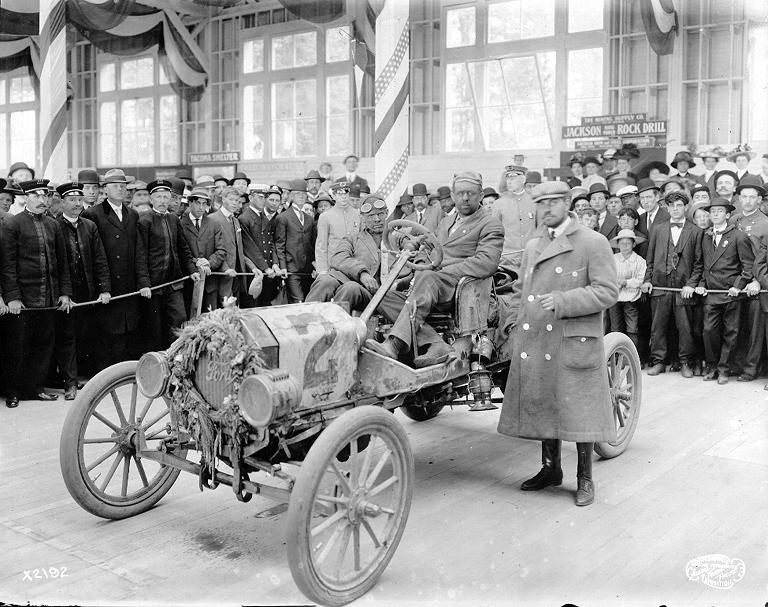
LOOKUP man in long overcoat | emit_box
[498,181,619,506]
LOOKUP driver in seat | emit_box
[367,171,504,368]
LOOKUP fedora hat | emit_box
[8,161,34,179]
[304,169,326,183]
[103,168,128,183]
[289,179,307,192]
[670,151,696,169]
[587,182,610,198]
[636,178,659,194]
[532,181,569,203]
[396,193,413,207]
[703,197,736,214]
[229,172,251,186]
[735,174,766,196]
[482,187,499,201]
[609,228,646,248]
[435,185,452,200]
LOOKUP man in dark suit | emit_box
[697,197,755,384]
[54,182,112,400]
[180,188,227,314]
[641,191,703,378]
[82,168,146,369]
[588,183,618,241]
[335,154,369,191]
[367,171,504,368]
[1,179,73,407]
[207,185,258,305]
[274,180,316,303]
[635,179,670,239]
[137,180,199,351]
[405,183,443,233]
[239,184,281,306]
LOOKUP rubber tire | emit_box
[400,403,444,422]
[594,332,642,459]
[59,361,184,520]
[286,406,414,606]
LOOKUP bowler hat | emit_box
[713,170,738,185]
[175,169,192,181]
[532,181,569,203]
[587,182,610,198]
[213,174,229,184]
[103,168,128,184]
[636,178,659,194]
[583,156,602,167]
[435,185,452,200]
[525,171,542,185]
[735,174,766,196]
[229,172,251,186]
[8,161,34,179]
[609,228,646,248]
[482,187,499,201]
[147,179,173,194]
[412,183,430,197]
[304,170,326,183]
[670,151,696,169]
[77,169,99,184]
[704,197,736,214]
[289,179,307,192]
[167,177,186,196]
[56,182,84,198]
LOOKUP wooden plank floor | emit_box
[1,371,765,606]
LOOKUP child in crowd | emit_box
[608,229,647,350]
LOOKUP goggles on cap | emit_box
[360,198,387,214]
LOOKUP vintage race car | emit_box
[59,220,641,606]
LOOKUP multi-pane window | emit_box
[568,0,604,33]
[487,0,555,42]
[272,79,317,157]
[567,48,603,124]
[243,84,266,159]
[0,72,38,169]
[326,26,350,62]
[445,6,475,48]
[326,75,350,155]
[96,54,179,166]
[271,32,316,70]
[243,39,264,73]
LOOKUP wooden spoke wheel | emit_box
[286,406,414,606]
[595,332,642,459]
[59,361,187,519]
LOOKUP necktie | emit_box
[418,211,424,224]
[297,210,304,226]
[548,229,556,240]
[194,218,200,231]
[670,222,684,228]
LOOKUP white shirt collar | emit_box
[551,215,571,238]
[249,204,261,215]
[220,206,233,219]
[189,212,202,223]
[63,213,79,224]
[742,209,758,217]
[108,200,123,216]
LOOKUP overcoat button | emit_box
[115,234,120,238]
[555,267,562,274]
[545,353,551,360]
[523,323,530,330]
[580,337,586,342]
[572,271,578,277]
[520,352,528,359]
[546,324,553,331]
[527,295,534,302]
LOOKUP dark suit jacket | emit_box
[238,206,278,272]
[435,210,504,279]
[207,209,255,295]
[637,206,671,238]
[56,215,111,300]
[82,200,145,333]
[274,207,315,273]
[137,211,196,293]
[598,213,619,241]
[405,205,443,233]
[700,224,754,305]
[1,212,72,307]
[752,238,768,312]
[180,214,228,293]
[643,219,703,304]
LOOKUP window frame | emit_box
[0,68,39,171]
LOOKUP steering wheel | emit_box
[383,219,444,271]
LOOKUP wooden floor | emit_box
[1,370,765,607]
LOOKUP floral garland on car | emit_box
[165,304,264,481]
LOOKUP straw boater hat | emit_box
[610,228,646,248]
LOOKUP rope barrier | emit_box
[649,286,766,294]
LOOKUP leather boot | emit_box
[576,442,594,506]
[520,439,562,491]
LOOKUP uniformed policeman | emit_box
[490,165,536,276]
[1,179,73,407]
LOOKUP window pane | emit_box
[521,0,554,39]
[295,79,317,116]
[99,102,117,166]
[271,79,317,157]
[272,34,294,70]
[568,0,603,33]
[326,75,349,155]
[445,63,473,108]
[159,95,178,164]
[488,2,521,43]
[273,120,293,157]
[446,7,475,48]
[273,81,294,120]
[445,107,474,152]
[120,57,154,89]
[243,39,264,73]
[294,32,317,67]
[488,0,554,42]
[9,110,36,167]
[121,97,155,165]
[326,26,350,62]
[243,84,266,159]
[9,76,34,103]
[0,114,6,170]
[627,37,648,86]
[99,62,116,93]
[295,119,317,156]
[567,48,603,124]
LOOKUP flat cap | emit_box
[19,178,51,193]
[616,185,639,197]
[453,170,483,187]
[531,181,569,203]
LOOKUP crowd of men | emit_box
[1,143,768,410]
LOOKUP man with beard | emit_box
[53,182,111,399]
[497,180,618,506]
[1,179,73,407]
